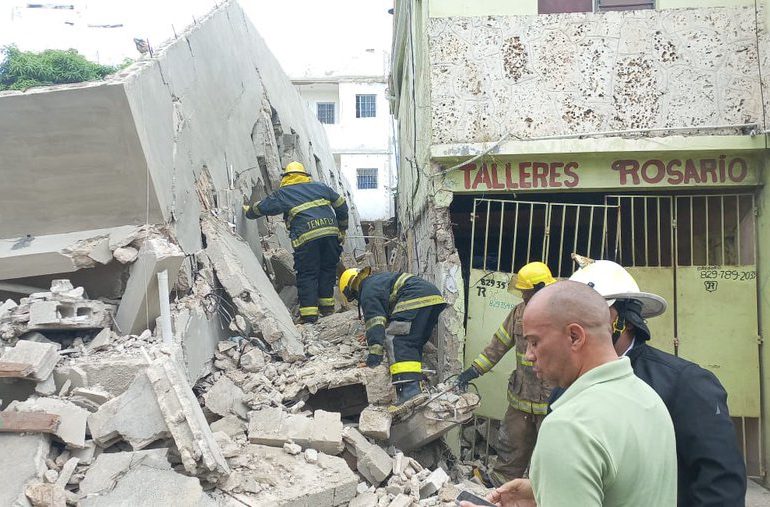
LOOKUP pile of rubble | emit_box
[0,217,482,507]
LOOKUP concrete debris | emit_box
[0,338,59,381]
[210,414,246,439]
[54,358,148,397]
[0,433,50,507]
[390,391,479,451]
[114,237,184,335]
[11,397,89,448]
[202,375,249,419]
[55,457,80,488]
[223,444,357,506]
[112,246,139,264]
[79,449,207,506]
[283,441,302,455]
[29,300,113,331]
[388,494,414,507]
[264,248,296,290]
[248,407,344,455]
[88,371,170,449]
[202,215,304,362]
[35,375,57,396]
[172,303,225,384]
[418,467,450,498]
[359,405,392,441]
[213,431,241,458]
[350,491,378,507]
[25,482,67,507]
[343,427,393,486]
[145,356,230,478]
[86,328,113,352]
[304,448,319,463]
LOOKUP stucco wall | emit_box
[429,6,765,145]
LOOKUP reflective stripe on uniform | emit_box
[366,316,387,330]
[495,325,513,348]
[516,351,533,367]
[392,295,446,314]
[388,273,413,307]
[287,198,331,224]
[390,361,422,375]
[299,306,319,316]
[332,196,346,208]
[291,226,340,248]
[369,344,384,355]
[507,391,549,415]
[472,353,495,373]
[319,297,335,307]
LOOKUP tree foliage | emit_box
[0,45,125,91]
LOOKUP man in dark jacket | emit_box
[563,259,747,506]
[339,267,445,414]
[243,161,348,324]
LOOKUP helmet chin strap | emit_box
[612,315,627,344]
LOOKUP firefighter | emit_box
[339,267,446,414]
[456,261,556,486]
[566,259,746,506]
[243,161,348,324]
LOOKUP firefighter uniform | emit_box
[470,302,552,483]
[359,272,446,379]
[244,163,348,323]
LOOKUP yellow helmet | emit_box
[513,261,556,291]
[284,161,308,176]
[339,267,371,301]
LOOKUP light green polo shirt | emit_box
[530,357,677,507]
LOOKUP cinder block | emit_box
[358,405,392,441]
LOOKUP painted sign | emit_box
[443,153,760,193]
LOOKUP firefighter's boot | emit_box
[388,380,428,418]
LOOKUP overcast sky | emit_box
[0,0,393,76]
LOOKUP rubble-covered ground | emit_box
[0,215,486,507]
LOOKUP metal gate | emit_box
[465,194,762,475]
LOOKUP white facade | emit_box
[295,79,396,221]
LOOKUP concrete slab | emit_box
[389,392,478,451]
[0,433,50,507]
[210,414,247,439]
[228,444,357,506]
[114,237,184,335]
[248,408,344,455]
[0,340,60,381]
[145,356,230,477]
[358,405,392,441]
[54,358,148,397]
[172,304,224,384]
[201,216,304,362]
[12,397,88,448]
[79,449,171,495]
[0,227,142,280]
[88,371,169,449]
[202,376,249,419]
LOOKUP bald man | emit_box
[463,281,677,507]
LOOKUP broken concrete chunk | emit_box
[12,398,88,448]
[364,365,394,405]
[0,340,60,381]
[69,440,96,465]
[388,493,413,507]
[350,491,378,507]
[28,300,114,331]
[54,358,147,397]
[88,371,169,450]
[240,348,267,372]
[25,482,67,507]
[248,408,344,455]
[145,356,230,477]
[342,426,372,457]
[114,237,184,335]
[359,405,392,441]
[210,414,246,439]
[50,280,74,294]
[283,442,302,455]
[213,431,241,458]
[0,433,50,507]
[35,375,57,396]
[202,216,304,362]
[418,468,449,498]
[304,448,319,464]
[78,449,171,496]
[87,328,113,352]
[202,376,249,419]
[357,442,393,486]
[79,449,206,507]
[55,457,79,488]
[112,246,139,264]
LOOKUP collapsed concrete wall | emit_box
[0,0,364,275]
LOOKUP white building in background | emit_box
[292,53,396,222]
[245,1,397,222]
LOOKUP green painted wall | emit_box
[757,151,770,484]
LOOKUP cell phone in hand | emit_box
[455,490,496,506]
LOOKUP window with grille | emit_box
[538,0,652,13]
[355,94,376,118]
[357,168,378,189]
[316,102,335,124]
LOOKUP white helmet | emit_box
[569,260,667,318]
